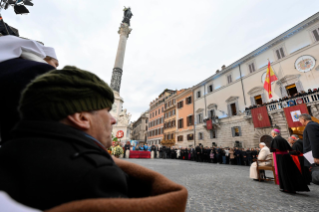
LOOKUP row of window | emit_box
[195,47,289,99]
[150,107,164,118]
[164,109,176,119]
[178,115,194,128]
[177,96,192,109]
[164,134,174,140]
[165,99,176,109]
[197,126,241,141]
[148,128,163,137]
[149,117,164,128]
[177,134,194,141]
[164,120,176,129]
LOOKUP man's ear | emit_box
[65,112,91,130]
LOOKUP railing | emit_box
[245,93,319,116]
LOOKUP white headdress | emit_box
[0,35,57,63]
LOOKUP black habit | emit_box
[291,139,312,185]
[270,135,309,192]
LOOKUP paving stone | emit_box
[125,159,319,211]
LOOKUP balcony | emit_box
[244,93,319,118]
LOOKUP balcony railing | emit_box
[244,93,319,116]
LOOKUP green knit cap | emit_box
[19,66,114,121]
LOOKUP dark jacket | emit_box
[234,149,242,157]
[0,120,151,210]
[303,121,319,158]
[0,58,54,142]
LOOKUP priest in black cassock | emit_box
[270,129,309,193]
[288,135,311,185]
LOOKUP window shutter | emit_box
[239,127,242,136]
[249,64,252,73]
[227,104,231,117]
[252,63,255,72]
[250,96,255,105]
[235,101,239,115]
[295,81,304,93]
[231,127,235,137]
[280,85,288,97]
[313,30,319,41]
[276,50,281,60]
[280,48,285,58]
[261,93,267,104]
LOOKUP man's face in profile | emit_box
[90,108,116,148]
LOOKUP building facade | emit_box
[131,110,149,143]
[193,12,319,148]
[147,89,176,145]
[176,88,195,147]
[162,92,177,147]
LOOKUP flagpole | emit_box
[268,58,284,98]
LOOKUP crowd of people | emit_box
[121,144,262,166]
[245,88,319,111]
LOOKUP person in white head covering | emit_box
[0,36,59,142]
[249,142,271,180]
[0,35,58,68]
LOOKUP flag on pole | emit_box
[263,61,278,99]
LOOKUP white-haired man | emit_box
[249,142,271,180]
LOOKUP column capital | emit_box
[118,23,132,38]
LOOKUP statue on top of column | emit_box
[122,7,133,26]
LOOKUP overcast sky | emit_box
[4,0,319,121]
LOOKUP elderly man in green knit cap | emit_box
[0,66,147,210]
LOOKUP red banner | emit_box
[206,119,213,130]
[251,107,271,128]
[283,104,308,128]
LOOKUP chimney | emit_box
[221,65,226,70]
[216,69,220,73]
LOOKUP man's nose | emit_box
[111,116,117,125]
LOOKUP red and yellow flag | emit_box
[264,61,278,99]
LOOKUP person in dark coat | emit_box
[189,146,195,161]
[234,147,242,165]
[151,144,157,158]
[195,145,201,162]
[0,67,157,210]
[299,114,319,185]
[242,149,248,166]
[0,58,55,142]
[166,147,171,159]
[246,148,252,166]
[0,36,59,142]
[170,147,177,159]
[270,129,309,193]
[288,134,311,185]
[251,148,257,162]
[299,114,319,166]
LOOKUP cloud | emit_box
[3,0,319,121]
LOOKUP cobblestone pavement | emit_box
[125,159,319,212]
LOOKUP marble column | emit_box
[110,23,132,93]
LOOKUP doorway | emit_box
[254,95,263,105]
[286,84,298,97]
[230,103,237,116]
[260,135,273,148]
